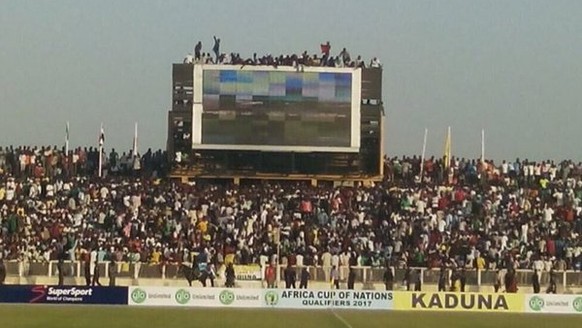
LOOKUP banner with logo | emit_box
[128,287,262,308]
[233,265,263,281]
[0,285,128,305]
[393,291,524,313]
[526,294,582,314]
[262,289,393,310]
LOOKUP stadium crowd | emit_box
[1,146,582,281]
[183,38,382,69]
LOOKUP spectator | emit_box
[299,267,310,289]
[194,41,202,61]
[438,268,447,291]
[339,48,351,66]
[404,268,412,291]
[225,263,235,288]
[370,57,382,68]
[284,263,296,289]
[205,262,216,287]
[414,269,422,291]
[320,41,331,65]
[383,267,393,291]
[347,267,356,290]
[212,36,221,63]
[505,269,518,293]
[330,266,340,289]
[547,269,557,294]
[108,259,116,287]
[0,259,5,285]
[264,263,276,288]
[84,259,91,287]
[92,260,101,286]
[532,269,540,293]
[494,269,502,293]
[57,257,65,286]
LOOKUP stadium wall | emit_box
[1,285,580,314]
[5,276,582,295]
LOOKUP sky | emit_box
[1,0,581,161]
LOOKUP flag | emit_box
[132,122,138,156]
[65,121,70,154]
[66,121,70,144]
[99,124,105,147]
[98,123,105,178]
[443,126,451,169]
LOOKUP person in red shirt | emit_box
[320,41,331,66]
[264,263,276,288]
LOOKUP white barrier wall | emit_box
[128,287,394,310]
[128,287,262,308]
[525,294,582,314]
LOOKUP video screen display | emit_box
[197,67,358,151]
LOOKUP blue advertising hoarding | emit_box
[0,285,128,305]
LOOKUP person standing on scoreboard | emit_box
[212,36,220,63]
[320,41,331,66]
[194,41,202,62]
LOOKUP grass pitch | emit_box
[0,305,580,328]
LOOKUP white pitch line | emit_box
[330,309,354,328]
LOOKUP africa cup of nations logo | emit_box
[131,288,147,304]
[175,289,191,305]
[264,291,279,306]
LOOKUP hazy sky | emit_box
[1,0,581,161]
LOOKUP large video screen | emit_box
[192,66,361,152]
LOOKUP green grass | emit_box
[0,305,580,328]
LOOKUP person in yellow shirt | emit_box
[197,218,208,234]
[150,248,161,264]
[476,255,486,271]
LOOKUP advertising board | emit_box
[262,289,393,310]
[0,285,128,305]
[525,294,582,314]
[233,265,263,281]
[128,287,262,308]
[393,292,524,313]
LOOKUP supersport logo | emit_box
[30,285,47,303]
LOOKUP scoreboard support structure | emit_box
[167,63,384,183]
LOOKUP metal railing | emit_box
[5,260,582,289]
